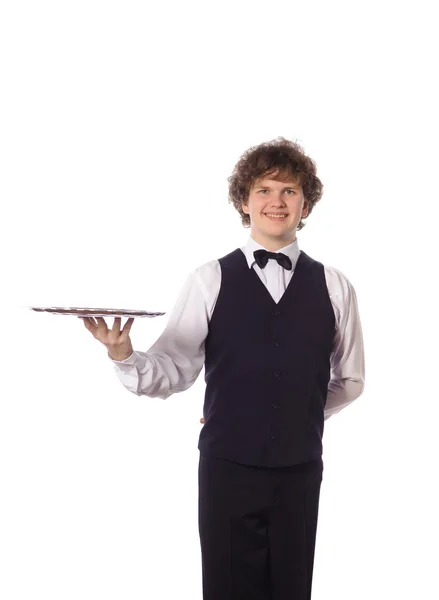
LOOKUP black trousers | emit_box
[198,453,323,600]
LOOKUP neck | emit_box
[251,232,296,251]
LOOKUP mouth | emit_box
[264,213,288,221]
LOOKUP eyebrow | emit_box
[254,183,300,189]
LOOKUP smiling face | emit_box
[242,173,309,250]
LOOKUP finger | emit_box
[123,317,135,333]
[80,317,99,337]
[95,317,108,331]
[113,317,121,333]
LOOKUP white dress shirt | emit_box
[110,236,365,420]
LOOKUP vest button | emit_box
[272,403,278,409]
[273,372,280,378]
[274,311,281,316]
[269,433,277,439]
[273,340,280,347]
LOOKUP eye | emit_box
[257,189,296,194]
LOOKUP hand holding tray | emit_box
[28,306,165,361]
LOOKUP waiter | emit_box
[81,136,366,599]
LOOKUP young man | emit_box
[82,137,365,599]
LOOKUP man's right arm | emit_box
[110,269,209,399]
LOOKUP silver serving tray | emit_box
[29,306,165,318]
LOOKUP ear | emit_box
[242,201,249,215]
[302,200,309,218]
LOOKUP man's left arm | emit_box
[324,275,366,420]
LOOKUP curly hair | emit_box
[228,137,324,231]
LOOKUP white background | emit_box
[1,1,438,598]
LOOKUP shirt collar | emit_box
[242,235,301,269]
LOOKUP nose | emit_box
[270,194,287,207]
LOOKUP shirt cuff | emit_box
[108,350,136,364]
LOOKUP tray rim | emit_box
[28,306,166,316]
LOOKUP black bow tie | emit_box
[253,249,292,270]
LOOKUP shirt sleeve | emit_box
[109,268,209,399]
[324,271,366,420]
